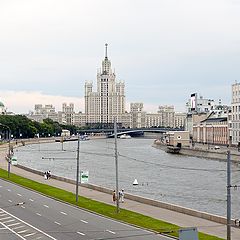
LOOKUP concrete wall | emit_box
[16,163,232,226]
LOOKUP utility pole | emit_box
[227,150,231,240]
[76,135,80,203]
[8,129,11,178]
[114,118,119,213]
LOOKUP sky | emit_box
[0,0,240,114]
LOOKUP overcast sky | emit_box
[0,0,240,114]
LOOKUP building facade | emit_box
[157,105,175,128]
[130,103,146,128]
[85,44,129,127]
[231,82,240,145]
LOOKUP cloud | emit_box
[0,91,84,114]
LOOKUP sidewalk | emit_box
[1,145,240,239]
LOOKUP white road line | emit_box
[18,229,28,234]
[0,208,57,240]
[8,200,12,203]
[0,186,2,187]
[36,237,43,239]
[36,213,41,216]
[17,193,22,197]
[7,189,11,192]
[54,221,61,225]
[0,227,6,230]
[3,219,15,224]
[7,222,21,227]
[29,199,34,202]
[44,205,49,208]
[0,213,8,217]
[77,231,85,235]
[0,216,11,221]
[12,225,25,230]
[24,232,36,237]
[21,206,25,209]
[106,229,116,234]
[80,219,88,224]
[60,211,67,215]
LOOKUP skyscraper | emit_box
[85,44,130,128]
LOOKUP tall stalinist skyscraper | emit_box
[85,44,130,127]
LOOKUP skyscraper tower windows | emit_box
[85,44,129,128]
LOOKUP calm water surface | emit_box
[15,138,240,218]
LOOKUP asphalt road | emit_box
[0,179,173,240]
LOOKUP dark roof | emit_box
[201,117,227,123]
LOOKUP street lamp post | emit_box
[76,134,80,203]
[0,123,11,178]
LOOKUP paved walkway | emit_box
[1,144,240,239]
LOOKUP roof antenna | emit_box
[105,43,108,59]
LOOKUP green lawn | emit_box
[0,168,224,240]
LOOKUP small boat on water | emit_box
[119,134,131,139]
[166,146,181,154]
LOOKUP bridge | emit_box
[78,127,183,138]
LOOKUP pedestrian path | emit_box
[1,146,240,239]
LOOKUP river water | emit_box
[15,138,240,218]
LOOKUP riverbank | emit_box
[1,138,240,239]
[153,142,240,162]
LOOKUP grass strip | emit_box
[0,168,223,240]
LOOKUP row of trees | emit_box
[0,115,81,139]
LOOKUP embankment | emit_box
[153,143,240,162]
[16,163,233,226]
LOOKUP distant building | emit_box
[85,44,130,128]
[174,112,186,129]
[231,81,240,146]
[158,105,175,128]
[145,113,162,128]
[130,103,145,128]
[62,103,74,125]
[0,100,6,115]
[186,93,215,113]
[193,111,228,145]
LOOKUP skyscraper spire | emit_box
[105,43,108,59]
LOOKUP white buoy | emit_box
[133,179,138,185]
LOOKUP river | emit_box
[15,138,240,218]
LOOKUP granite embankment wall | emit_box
[153,143,240,162]
[16,163,232,226]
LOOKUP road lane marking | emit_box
[18,229,28,234]
[29,199,34,202]
[8,200,12,203]
[54,221,61,225]
[21,206,25,209]
[44,205,49,208]
[60,211,67,215]
[0,216,11,221]
[7,222,21,227]
[0,214,8,217]
[0,208,57,240]
[36,237,43,239]
[17,193,22,197]
[77,231,85,235]
[0,227,6,230]
[106,229,116,234]
[12,225,25,230]
[36,213,41,216]
[80,219,88,224]
[7,189,11,192]
[3,219,15,224]
[24,232,36,237]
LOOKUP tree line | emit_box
[0,115,84,139]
